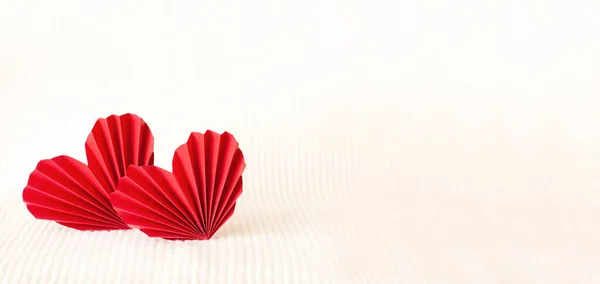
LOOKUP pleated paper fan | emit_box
[86,113,155,193]
[22,113,155,231]
[111,130,246,240]
[23,156,130,230]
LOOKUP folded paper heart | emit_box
[22,114,246,241]
[22,114,155,230]
[110,131,246,240]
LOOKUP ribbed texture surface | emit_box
[2,105,600,283]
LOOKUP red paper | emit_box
[22,114,155,231]
[111,130,246,240]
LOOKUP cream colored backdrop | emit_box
[1,0,600,283]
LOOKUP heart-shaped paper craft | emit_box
[111,131,246,240]
[22,114,155,230]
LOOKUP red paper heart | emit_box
[22,114,155,230]
[111,131,246,240]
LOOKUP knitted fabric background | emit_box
[1,0,600,283]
